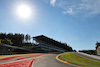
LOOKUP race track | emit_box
[0,53,77,67]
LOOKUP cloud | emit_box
[48,0,100,17]
[63,8,73,15]
[50,0,56,6]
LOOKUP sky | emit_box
[0,0,100,51]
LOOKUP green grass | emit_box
[58,52,100,67]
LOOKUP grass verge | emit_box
[58,52,100,67]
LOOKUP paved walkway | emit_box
[73,52,100,62]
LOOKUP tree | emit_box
[1,38,13,45]
[25,34,31,42]
[13,33,24,46]
[0,33,6,39]
[95,42,100,49]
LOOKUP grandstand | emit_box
[33,35,68,52]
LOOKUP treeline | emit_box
[79,50,97,55]
[0,33,31,47]
[79,42,100,55]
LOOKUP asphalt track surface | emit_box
[0,53,45,67]
[0,53,76,67]
[73,52,100,62]
[1,52,99,67]
[32,53,76,67]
